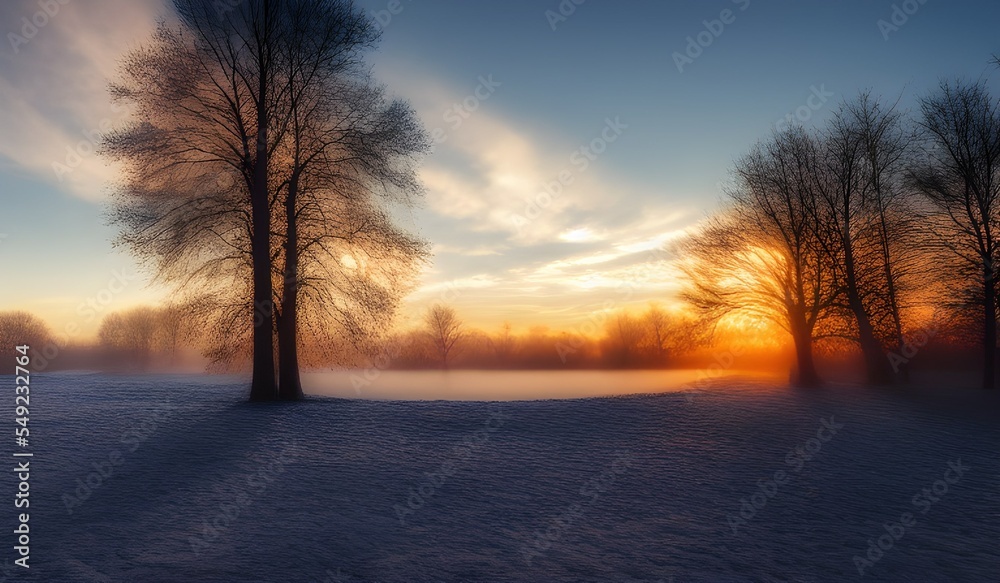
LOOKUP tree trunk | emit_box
[790,308,821,387]
[845,274,893,385]
[876,207,908,382]
[885,273,909,383]
[249,101,277,402]
[984,268,996,390]
[278,174,304,401]
[842,206,893,386]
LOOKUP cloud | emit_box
[0,0,166,201]
[369,59,703,329]
[0,6,704,334]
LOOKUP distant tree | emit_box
[99,307,159,367]
[424,305,465,369]
[0,312,53,373]
[489,322,517,365]
[641,304,671,363]
[156,302,194,363]
[605,313,644,368]
[908,80,1000,389]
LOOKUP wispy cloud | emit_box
[0,7,701,333]
[376,59,699,328]
[0,0,165,201]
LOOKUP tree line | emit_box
[404,304,699,370]
[0,303,706,373]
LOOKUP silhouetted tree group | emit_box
[684,80,1000,389]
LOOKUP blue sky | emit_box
[1,0,999,338]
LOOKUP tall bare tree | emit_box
[844,93,921,380]
[105,0,426,400]
[908,80,1000,389]
[817,93,914,385]
[682,128,840,386]
[274,60,428,398]
[105,0,293,399]
[273,1,366,399]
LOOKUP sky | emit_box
[1,0,999,340]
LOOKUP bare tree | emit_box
[274,57,428,399]
[817,93,912,385]
[908,80,1000,389]
[105,0,295,399]
[489,322,517,365]
[105,0,425,400]
[642,303,671,363]
[682,128,840,386]
[605,313,644,368]
[844,92,921,380]
[424,305,465,369]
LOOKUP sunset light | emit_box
[1,1,998,581]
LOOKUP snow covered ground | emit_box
[3,372,998,582]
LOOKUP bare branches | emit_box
[907,79,1000,388]
[424,305,466,369]
[104,1,428,393]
